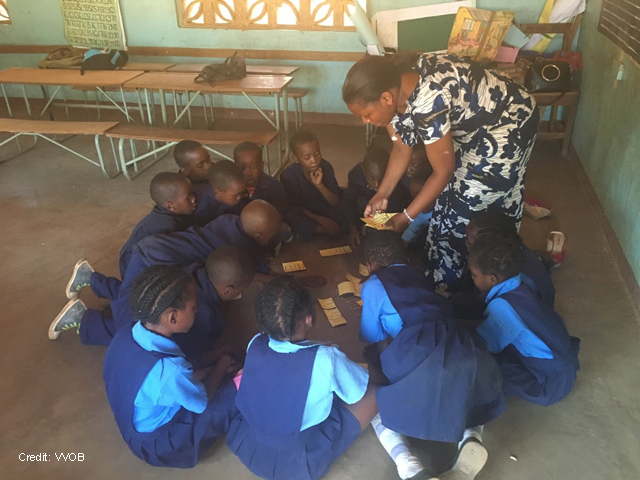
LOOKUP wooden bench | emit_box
[105,125,279,180]
[0,118,119,176]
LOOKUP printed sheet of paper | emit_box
[323,308,347,327]
[338,281,357,297]
[361,212,399,230]
[282,260,306,273]
[319,246,353,257]
[346,273,361,285]
[359,263,370,276]
[318,297,337,310]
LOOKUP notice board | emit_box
[598,0,640,64]
[61,0,127,50]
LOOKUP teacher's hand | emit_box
[385,212,410,234]
[364,194,388,218]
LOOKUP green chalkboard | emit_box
[397,14,457,52]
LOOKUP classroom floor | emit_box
[1,121,640,480]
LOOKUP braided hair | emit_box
[254,277,313,341]
[129,265,194,326]
[469,210,519,241]
[364,230,407,268]
[468,233,525,280]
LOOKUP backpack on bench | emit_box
[80,49,128,75]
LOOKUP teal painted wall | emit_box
[573,0,640,282]
[0,0,554,113]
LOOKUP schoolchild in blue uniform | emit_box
[174,141,246,225]
[468,234,580,406]
[345,147,410,249]
[49,172,196,341]
[399,143,429,191]
[103,265,241,468]
[174,246,254,364]
[227,277,379,480]
[360,231,505,480]
[401,164,434,246]
[281,130,345,239]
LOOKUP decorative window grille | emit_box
[176,0,365,31]
[0,1,11,25]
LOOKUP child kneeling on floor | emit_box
[103,265,240,468]
[226,277,378,480]
[468,233,580,406]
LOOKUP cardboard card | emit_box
[319,246,353,257]
[359,263,370,276]
[361,212,399,230]
[324,308,347,327]
[346,273,361,285]
[356,300,363,307]
[282,260,306,273]
[338,281,357,297]
[318,297,337,310]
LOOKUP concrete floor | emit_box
[1,121,640,480]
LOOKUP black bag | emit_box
[80,49,128,75]
[525,61,571,93]
[195,52,246,85]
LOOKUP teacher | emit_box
[342,53,540,295]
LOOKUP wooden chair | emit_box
[518,13,583,156]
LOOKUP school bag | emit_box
[195,52,246,85]
[38,47,84,69]
[80,49,128,75]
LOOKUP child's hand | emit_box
[316,217,341,236]
[310,167,324,187]
[348,225,361,250]
[364,194,388,217]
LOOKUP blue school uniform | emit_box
[172,263,225,362]
[103,322,238,468]
[361,264,505,442]
[227,334,366,480]
[401,211,433,243]
[478,275,580,406]
[281,159,344,239]
[521,246,555,308]
[343,163,410,227]
[190,180,240,226]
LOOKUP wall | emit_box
[0,0,548,114]
[573,0,640,283]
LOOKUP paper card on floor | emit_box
[361,212,399,230]
[319,246,353,257]
[338,281,357,297]
[356,300,363,307]
[359,263,370,276]
[318,297,337,310]
[354,282,361,297]
[346,273,361,285]
[282,260,306,273]
[324,308,347,327]
[357,362,368,369]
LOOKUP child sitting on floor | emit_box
[344,147,410,249]
[401,164,434,245]
[50,172,196,341]
[281,130,344,239]
[468,233,580,406]
[103,265,240,468]
[174,140,215,225]
[361,231,505,480]
[400,143,429,190]
[226,277,378,480]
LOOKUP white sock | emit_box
[372,414,425,479]
[458,425,484,449]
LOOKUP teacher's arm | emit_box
[386,131,456,233]
[364,124,413,217]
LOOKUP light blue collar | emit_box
[486,274,522,302]
[132,321,185,357]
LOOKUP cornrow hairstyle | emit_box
[468,233,525,280]
[364,230,407,268]
[254,277,314,341]
[410,163,434,188]
[129,265,194,326]
[207,160,244,190]
[149,172,190,206]
[363,147,390,170]
[469,210,519,241]
[233,141,262,160]
[289,129,318,157]
[173,140,204,168]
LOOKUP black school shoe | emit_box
[66,259,94,299]
[438,439,488,480]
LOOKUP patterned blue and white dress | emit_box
[391,54,540,294]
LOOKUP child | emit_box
[468,233,581,406]
[401,164,434,245]
[50,172,196,341]
[174,246,255,364]
[281,130,344,239]
[174,140,214,225]
[361,231,505,480]
[226,277,379,480]
[400,144,429,190]
[344,147,410,249]
[102,265,240,468]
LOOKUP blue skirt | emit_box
[227,401,361,480]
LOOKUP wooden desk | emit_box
[121,62,176,72]
[168,63,299,76]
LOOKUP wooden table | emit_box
[0,67,144,121]
[121,62,176,72]
[123,72,294,163]
[533,90,580,157]
[167,63,299,76]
